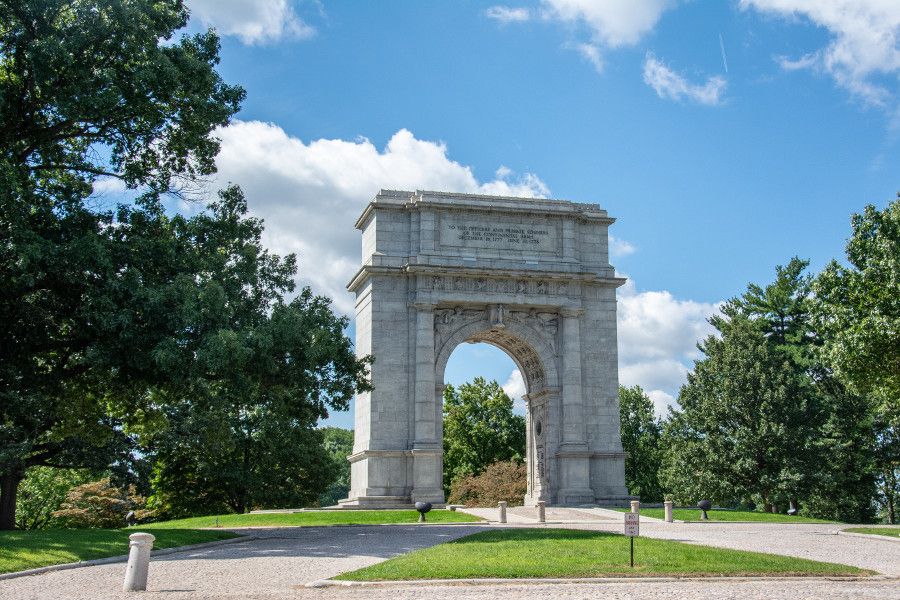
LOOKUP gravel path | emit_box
[0,525,482,600]
[1,516,897,599]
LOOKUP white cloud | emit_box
[91,176,127,196]
[488,1,675,71]
[502,369,528,412]
[211,121,549,313]
[740,0,900,107]
[485,6,531,23]
[574,42,604,72]
[643,53,728,105]
[609,235,636,258]
[617,277,720,416]
[187,0,315,45]
[542,0,674,47]
[647,389,676,418]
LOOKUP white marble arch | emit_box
[341,190,632,507]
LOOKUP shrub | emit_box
[15,467,94,529]
[52,478,151,528]
[447,460,526,507]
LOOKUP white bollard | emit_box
[630,500,640,514]
[498,501,507,524]
[537,501,546,523]
[123,532,155,592]
[664,501,674,523]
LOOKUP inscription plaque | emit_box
[440,216,558,253]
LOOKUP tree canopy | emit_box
[618,385,664,502]
[442,377,526,492]
[0,0,369,528]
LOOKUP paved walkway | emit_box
[1,511,898,599]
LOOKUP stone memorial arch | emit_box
[341,190,631,507]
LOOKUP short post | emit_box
[498,501,507,524]
[664,500,674,523]
[123,532,155,592]
[537,500,546,523]
[630,500,640,514]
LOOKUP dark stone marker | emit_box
[414,501,433,523]
[697,500,712,521]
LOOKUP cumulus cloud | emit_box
[542,0,674,47]
[187,0,315,45]
[617,277,720,417]
[485,6,531,23]
[740,0,900,107]
[487,1,675,72]
[502,369,528,412]
[609,235,636,258]
[211,121,548,313]
[643,53,727,105]
[647,389,677,418]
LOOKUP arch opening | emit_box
[435,314,559,506]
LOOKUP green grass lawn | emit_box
[337,529,869,580]
[146,509,482,529]
[844,527,900,538]
[0,528,239,575]
[611,507,835,523]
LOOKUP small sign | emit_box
[624,512,640,537]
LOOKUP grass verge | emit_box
[611,507,835,523]
[844,527,900,538]
[336,528,869,580]
[0,528,239,575]
[145,509,482,529]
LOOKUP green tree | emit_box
[661,312,812,511]
[662,258,879,520]
[618,385,664,502]
[318,427,354,507]
[131,191,372,517]
[814,196,900,522]
[0,0,242,528]
[442,378,526,492]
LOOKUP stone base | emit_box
[594,495,640,508]
[337,495,412,509]
[557,488,597,505]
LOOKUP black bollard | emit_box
[697,500,712,521]
[414,501,432,523]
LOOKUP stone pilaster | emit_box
[560,308,586,447]
[411,302,443,503]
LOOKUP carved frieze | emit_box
[426,275,572,297]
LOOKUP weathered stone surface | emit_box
[342,190,631,507]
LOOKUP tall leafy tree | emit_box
[122,188,370,516]
[618,385,664,502]
[663,258,879,519]
[814,196,900,522]
[442,378,526,492]
[1,0,239,528]
[661,312,811,511]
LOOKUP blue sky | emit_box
[162,1,899,426]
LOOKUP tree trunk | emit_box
[0,473,24,530]
[883,468,896,524]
